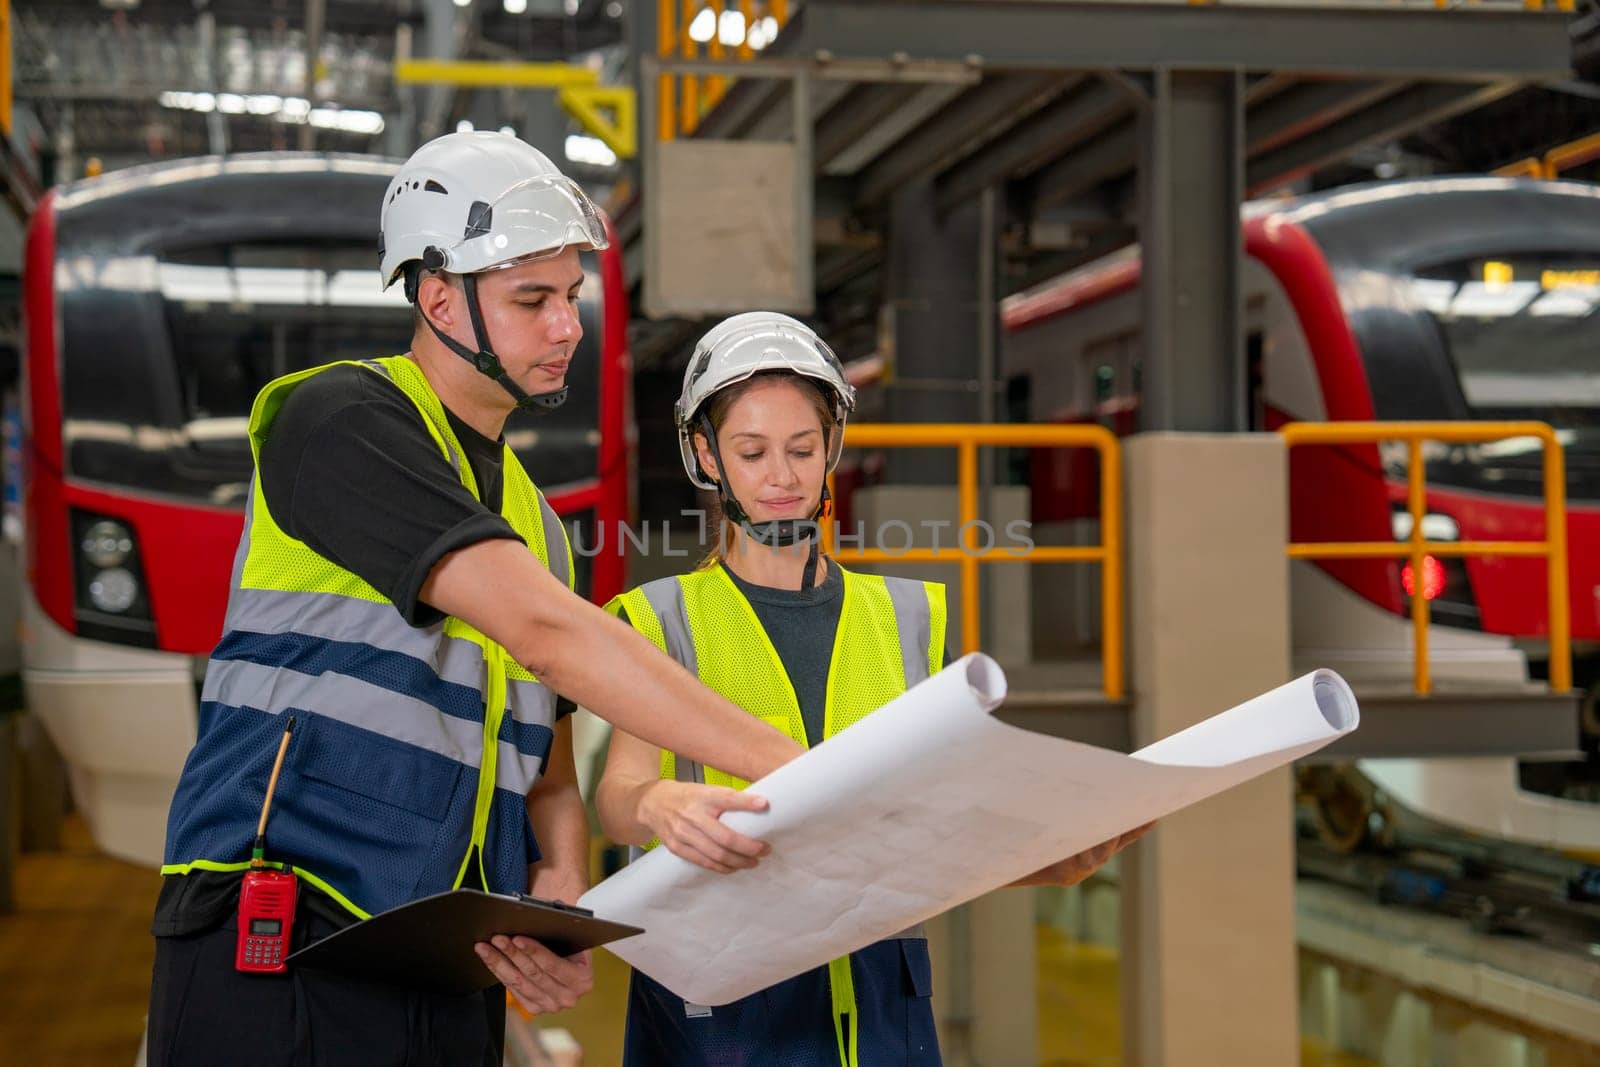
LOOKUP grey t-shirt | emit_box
[722,563,844,748]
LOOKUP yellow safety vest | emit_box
[162,356,573,919]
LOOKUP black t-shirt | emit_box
[257,362,522,626]
[156,361,565,937]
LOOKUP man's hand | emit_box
[475,936,594,1016]
[639,780,772,874]
[1010,822,1156,888]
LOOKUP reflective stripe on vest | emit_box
[161,355,573,919]
[607,563,946,1067]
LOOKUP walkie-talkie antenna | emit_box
[251,716,297,869]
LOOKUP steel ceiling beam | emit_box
[1026,124,1139,213]
[783,0,1571,80]
[816,245,884,295]
[1246,78,1410,159]
[935,77,1129,212]
[1018,77,1428,214]
[1008,227,1137,293]
[821,81,967,176]
[815,82,927,171]
[1246,79,1521,192]
[1245,72,1300,107]
[692,77,789,140]
[855,73,1070,207]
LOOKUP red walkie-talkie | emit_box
[236,717,298,974]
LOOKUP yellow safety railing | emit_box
[1279,422,1571,696]
[1493,126,1600,180]
[658,0,790,141]
[1438,0,1573,8]
[825,424,1124,700]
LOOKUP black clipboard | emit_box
[285,889,643,995]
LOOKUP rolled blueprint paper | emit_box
[579,655,1358,1006]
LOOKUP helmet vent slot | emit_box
[425,180,448,194]
[464,200,494,239]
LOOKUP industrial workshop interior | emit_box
[3,1,1600,1065]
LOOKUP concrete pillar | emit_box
[925,891,1038,1067]
[1120,433,1296,1067]
[968,888,1038,1065]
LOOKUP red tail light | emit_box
[1401,555,1447,601]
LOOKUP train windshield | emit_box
[163,240,414,445]
[60,237,601,507]
[1411,252,1600,500]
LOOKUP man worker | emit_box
[146,131,799,1066]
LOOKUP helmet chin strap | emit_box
[416,269,568,414]
[699,414,829,593]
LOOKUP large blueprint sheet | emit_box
[579,654,1359,1005]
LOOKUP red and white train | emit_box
[20,155,632,864]
[1002,176,1600,854]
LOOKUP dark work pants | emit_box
[147,907,506,1067]
[623,938,940,1067]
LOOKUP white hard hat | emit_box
[676,312,857,491]
[379,131,608,290]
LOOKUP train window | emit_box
[1416,254,1600,416]
[58,239,413,503]
[1094,364,1115,402]
[159,240,413,442]
[1413,252,1600,500]
[60,238,602,505]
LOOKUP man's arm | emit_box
[475,717,595,1015]
[421,538,805,785]
[526,716,589,903]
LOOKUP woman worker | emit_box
[596,311,1147,1066]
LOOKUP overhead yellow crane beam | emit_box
[394,59,636,159]
[395,59,600,90]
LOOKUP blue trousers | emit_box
[622,938,941,1067]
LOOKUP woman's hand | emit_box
[637,780,772,874]
[1010,822,1156,888]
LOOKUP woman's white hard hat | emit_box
[676,311,858,491]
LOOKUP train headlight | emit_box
[88,568,140,614]
[70,508,156,645]
[1391,511,1461,542]
[81,519,134,568]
